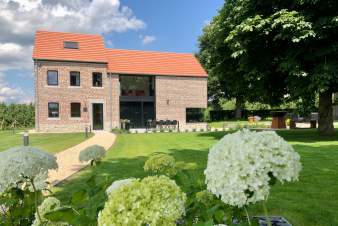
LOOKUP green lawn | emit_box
[54,130,338,226]
[0,130,92,154]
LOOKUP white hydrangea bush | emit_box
[105,178,136,195]
[0,146,58,193]
[79,145,106,165]
[204,129,301,208]
[144,153,177,177]
[98,176,186,226]
[32,197,69,226]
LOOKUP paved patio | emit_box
[47,131,116,185]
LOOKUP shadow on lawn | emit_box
[52,131,338,226]
[53,148,209,225]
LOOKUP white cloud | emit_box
[0,0,146,71]
[140,35,157,45]
[0,0,145,102]
[0,72,33,103]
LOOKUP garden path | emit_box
[47,131,116,185]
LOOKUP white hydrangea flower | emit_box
[98,176,186,226]
[105,178,136,195]
[0,146,58,193]
[204,129,301,208]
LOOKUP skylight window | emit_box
[64,41,79,49]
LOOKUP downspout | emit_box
[108,73,113,130]
[34,60,39,131]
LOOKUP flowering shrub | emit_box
[144,153,177,177]
[195,190,215,206]
[0,146,58,193]
[105,178,136,195]
[0,146,58,225]
[79,145,106,166]
[205,129,301,208]
[32,197,69,226]
[98,176,186,226]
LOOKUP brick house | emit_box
[33,31,208,132]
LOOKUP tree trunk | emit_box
[235,97,243,119]
[318,91,335,136]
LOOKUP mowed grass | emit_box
[54,130,338,226]
[0,130,92,154]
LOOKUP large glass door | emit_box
[120,101,154,128]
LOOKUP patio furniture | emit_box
[172,120,178,131]
[157,120,164,130]
[289,113,317,129]
[164,120,171,130]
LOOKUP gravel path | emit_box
[48,131,116,185]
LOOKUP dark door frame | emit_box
[92,103,104,130]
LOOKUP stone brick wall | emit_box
[155,76,208,131]
[35,60,120,132]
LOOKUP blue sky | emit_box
[0,0,223,103]
[107,0,223,52]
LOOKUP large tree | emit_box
[199,0,338,135]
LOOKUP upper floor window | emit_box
[92,72,102,87]
[47,70,58,86]
[70,102,81,118]
[64,41,79,49]
[48,102,59,118]
[70,71,80,86]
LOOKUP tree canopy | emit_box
[199,0,338,134]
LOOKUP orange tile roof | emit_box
[33,30,107,63]
[105,49,207,77]
[33,31,208,77]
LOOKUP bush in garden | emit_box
[105,178,136,195]
[0,147,58,193]
[0,147,58,225]
[204,129,302,208]
[79,145,106,166]
[195,190,215,206]
[32,197,69,226]
[98,176,186,226]
[144,153,177,177]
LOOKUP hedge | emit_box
[209,109,296,121]
[0,103,34,130]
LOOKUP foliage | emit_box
[205,129,301,208]
[97,176,186,226]
[144,153,177,177]
[199,0,338,134]
[0,187,40,225]
[0,146,58,193]
[185,189,254,226]
[79,145,106,166]
[0,146,58,225]
[32,197,69,226]
[0,103,34,130]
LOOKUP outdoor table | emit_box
[271,111,287,129]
